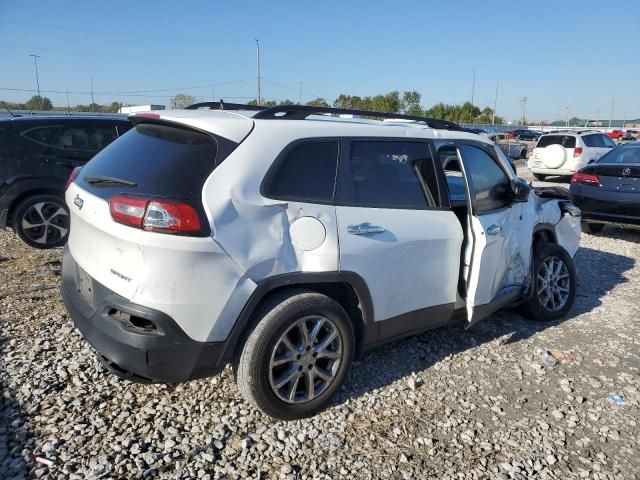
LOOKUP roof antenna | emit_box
[1,101,16,118]
[219,99,224,110]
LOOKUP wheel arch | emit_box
[224,271,376,363]
[532,224,557,249]
[6,183,64,227]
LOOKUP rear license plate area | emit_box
[77,267,94,304]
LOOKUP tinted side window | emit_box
[338,141,434,209]
[459,144,511,212]
[602,135,616,148]
[537,135,576,148]
[21,126,62,145]
[583,134,606,148]
[263,141,338,203]
[54,125,118,151]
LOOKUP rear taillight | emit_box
[109,195,202,234]
[66,166,82,190]
[571,172,601,186]
[143,200,201,233]
[573,147,583,157]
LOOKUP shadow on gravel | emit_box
[338,245,634,404]
[0,334,36,478]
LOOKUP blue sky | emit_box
[0,0,638,123]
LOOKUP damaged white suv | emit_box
[61,104,581,419]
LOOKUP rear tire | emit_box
[533,174,547,181]
[13,194,70,249]
[235,290,355,420]
[581,222,604,234]
[521,243,576,322]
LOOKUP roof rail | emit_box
[186,100,265,111]
[252,105,461,130]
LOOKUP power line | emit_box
[261,77,323,100]
[0,42,250,68]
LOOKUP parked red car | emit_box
[607,130,624,140]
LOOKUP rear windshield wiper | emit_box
[85,175,137,187]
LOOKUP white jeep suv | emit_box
[61,104,581,419]
[528,130,616,180]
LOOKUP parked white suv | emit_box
[528,131,616,180]
[61,104,581,419]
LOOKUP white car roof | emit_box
[130,108,494,146]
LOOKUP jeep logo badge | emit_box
[622,167,631,176]
[74,194,84,210]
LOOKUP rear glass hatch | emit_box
[76,121,238,235]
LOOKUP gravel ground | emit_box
[1,168,639,479]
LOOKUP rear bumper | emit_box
[571,191,640,228]
[61,247,228,383]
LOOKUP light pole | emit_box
[29,54,41,110]
[255,39,261,106]
[492,79,498,125]
[298,81,303,104]
[566,106,569,127]
[471,69,476,105]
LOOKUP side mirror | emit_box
[511,178,531,202]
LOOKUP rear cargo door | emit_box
[66,120,240,298]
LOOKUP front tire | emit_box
[235,290,355,420]
[12,194,70,249]
[581,222,604,234]
[521,243,576,322]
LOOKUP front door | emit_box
[336,139,464,339]
[455,143,530,325]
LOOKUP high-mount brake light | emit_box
[109,195,202,234]
[571,172,601,187]
[66,166,82,190]
[134,112,161,119]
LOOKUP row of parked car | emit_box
[0,104,635,419]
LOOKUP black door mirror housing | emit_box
[511,178,531,202]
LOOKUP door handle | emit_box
[347,223,386,235]
[486,224,502,235]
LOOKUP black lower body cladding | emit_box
[61,246,227,383]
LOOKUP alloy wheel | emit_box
[537,255,571,312]
[269,315,343,404]
[20,201,70,246]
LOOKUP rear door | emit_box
[336,139,463,339]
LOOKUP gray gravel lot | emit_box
[1,167,639,479]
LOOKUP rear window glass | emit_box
[78,123,220,200]
[582,134,615,148]
[263,141,338,203]
[21,126,62,145]
[596,147,640,164]
[536,135,576,148]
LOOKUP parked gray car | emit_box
[487,133,528,159]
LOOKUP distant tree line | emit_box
[1,95,123,113]
[2,91,506,124]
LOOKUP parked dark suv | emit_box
[511,129,540,141]
[0,114,132,248]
